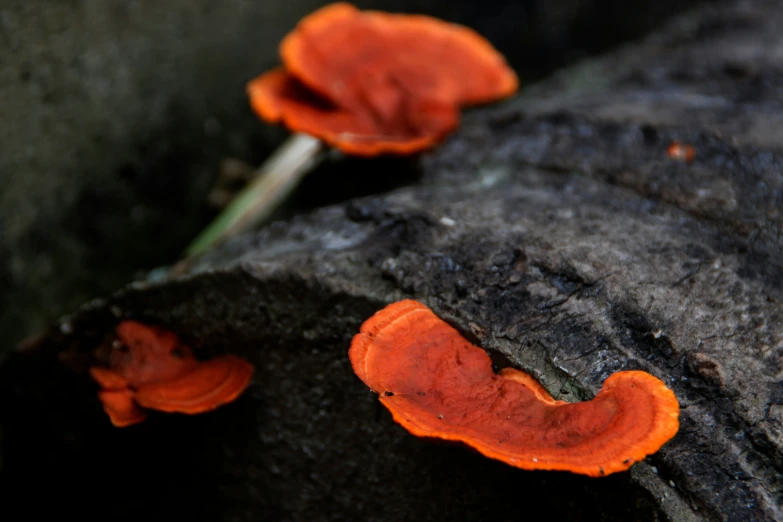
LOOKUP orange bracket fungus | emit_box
[349,300,680,476]
[185,2,518,256]
[89,321,254,427]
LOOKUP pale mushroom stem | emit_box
[184,132,325,256]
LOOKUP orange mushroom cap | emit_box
[89,366,129,390]
[97,388,148,428]
[112,320,198,386]
[667,141,696,163]
[134,354,254,414]
[349,300,680,477]
[247,67,457,156]
[246,2,518,156]
[89,321,254,426]
[281,3,518,109]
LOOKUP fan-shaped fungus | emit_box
[246,67,458,156]
[89,321,254,427]
[349,300,680,476]
[249,2,517,155]
[134,354,254,413]
[185,2,518,255]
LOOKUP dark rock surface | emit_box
[2,0,782,521]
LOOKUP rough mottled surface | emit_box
[2,0,782,521]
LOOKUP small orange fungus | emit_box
[667,141,696,163]
[89,321,254,427]
[247,2,518,155]
[349,300,680,476]
[185,3,519,256]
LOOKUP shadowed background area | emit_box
[0,0,703,353]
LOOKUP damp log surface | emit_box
[1,1,782,521]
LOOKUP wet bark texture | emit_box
[1,0,782,521]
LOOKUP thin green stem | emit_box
[184,133,324,257]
